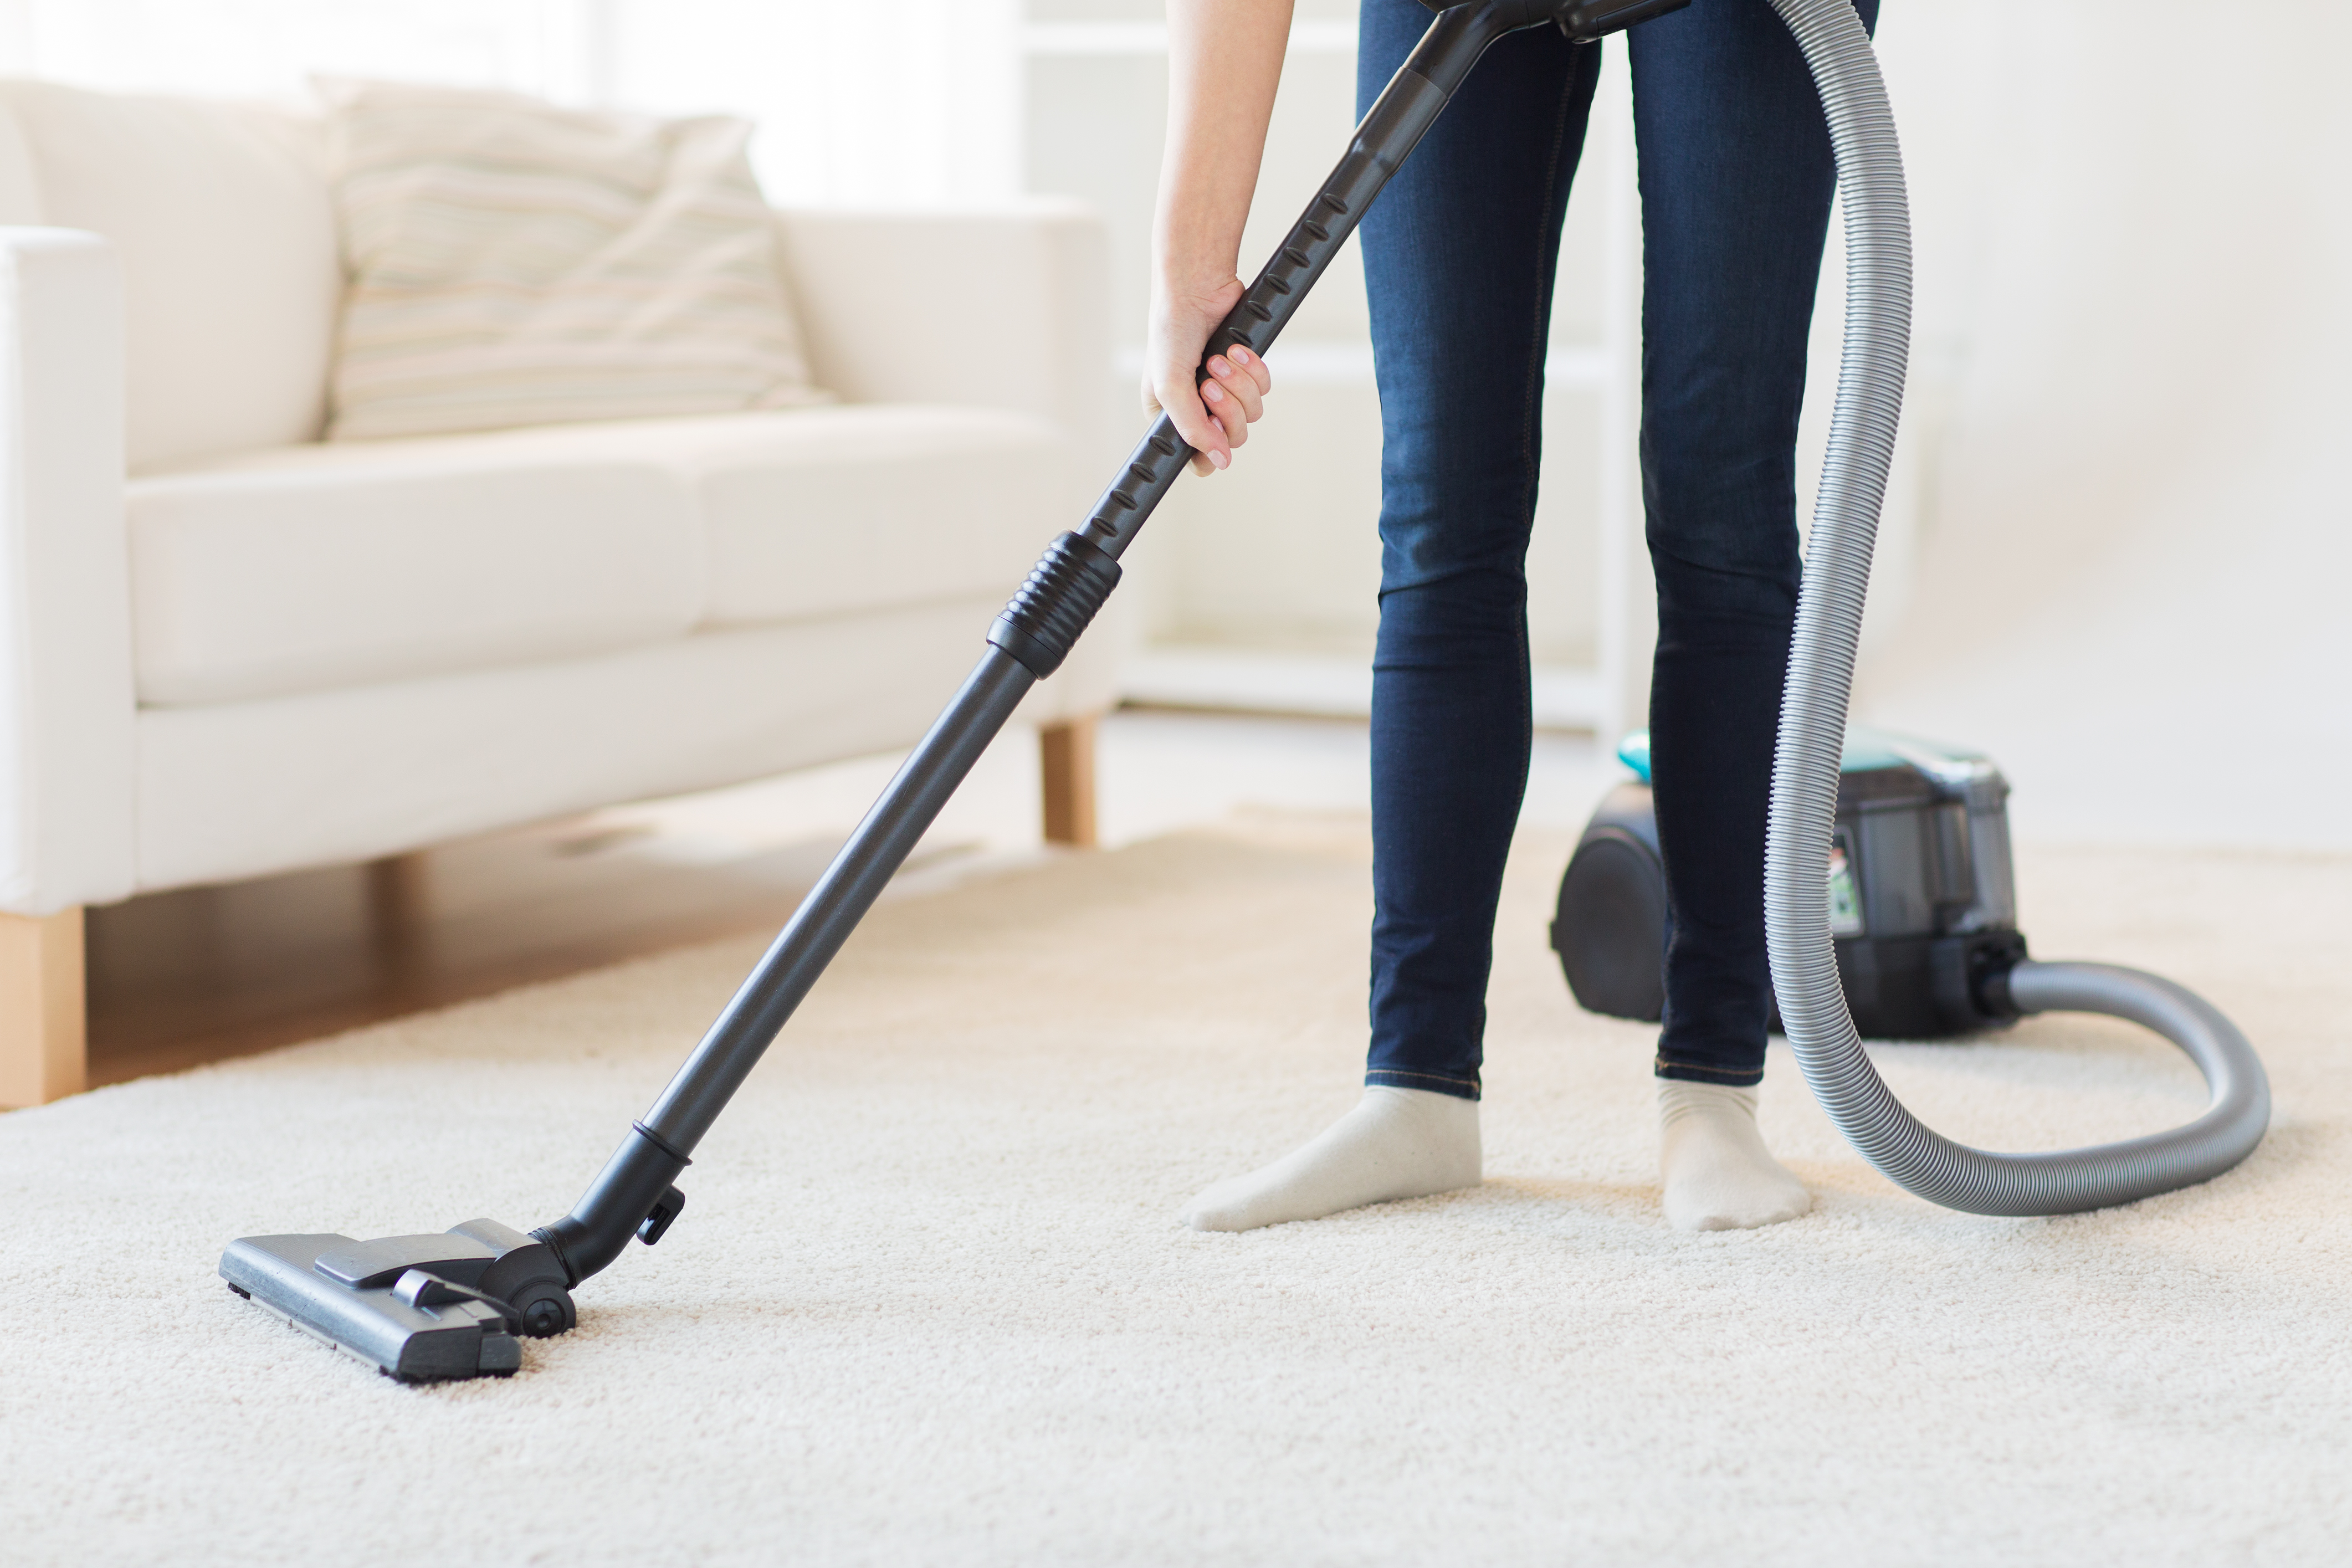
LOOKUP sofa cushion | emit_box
[322,78,827,443]
[128,440,705,707]
[466,404,1086,628]
[0,84,339,471]
[126,402,1078,708]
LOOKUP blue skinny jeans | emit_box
[1356,0,1877,1098]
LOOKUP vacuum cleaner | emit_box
[1554,727,2026,1039]
[223,0,2268,1382]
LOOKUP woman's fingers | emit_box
[1141,307,1278,477]
[1143,277,1284,476]
[1202,349,1267,434]
[1144,370,1228,475]
[1199,345,1273,458]
[1200,386,1248,452]
[1155,341,1278,473]
[1230,344,1274,397]
[1143,280,1239,475]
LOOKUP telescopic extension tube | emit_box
[534,0,1685,1287]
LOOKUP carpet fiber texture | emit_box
[4,817,2349,1565]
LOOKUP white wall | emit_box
[604,0,1020,206]
[0,0,1021,205]
[0,2,608,108]
[1848,0,2352,849]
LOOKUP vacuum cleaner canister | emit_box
[1551,729,2029,1038]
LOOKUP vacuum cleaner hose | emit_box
[1760,0,2269,1215]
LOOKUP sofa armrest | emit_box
[0,229,135,915]
[773,201,1120,466]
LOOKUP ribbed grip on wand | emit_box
[988,531,1123,679]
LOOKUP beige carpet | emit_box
[4,816,2349,1565]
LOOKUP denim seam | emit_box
[1498,39,1589,819]
[1366,1068,1483,1093]
[1516,44,1587,535]
[1653,1056,1764,1086]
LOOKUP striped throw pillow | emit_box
[321,79,828,442]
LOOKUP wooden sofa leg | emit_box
[0,907,86,1108]
[366,852,431,966]
[1039,718,1100,849]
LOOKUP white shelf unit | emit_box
[1021,8,1649,739]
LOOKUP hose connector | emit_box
[1966,932,2029,1022]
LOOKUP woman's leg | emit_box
[1362,2,1601,1103]
[1182,0,1599,1231]
[1628,0,1877,1228]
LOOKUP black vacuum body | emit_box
[1551,730,2028,1038]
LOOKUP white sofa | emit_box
[0,82,1121,1106]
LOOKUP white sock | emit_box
[1658,1079,1811,1232]
[1181,1085,1482,1232]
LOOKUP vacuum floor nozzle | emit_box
[221,1219,577,1383]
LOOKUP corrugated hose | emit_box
[1761,0,2269,1214]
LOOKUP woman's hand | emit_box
[1146,279,1276,476]
[1149,0,1292,476]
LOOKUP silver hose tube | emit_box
[1760,0,2269,1214]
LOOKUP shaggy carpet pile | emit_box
[3,816,2346,1565]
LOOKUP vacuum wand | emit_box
[530,0,1687,1293]
[220,0,1692,1381]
